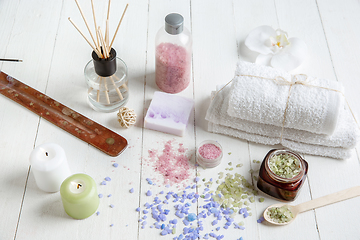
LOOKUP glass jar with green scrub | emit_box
[257,149,308,201]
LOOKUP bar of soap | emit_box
[144,91,194,136]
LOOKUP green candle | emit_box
[60,173,99,219]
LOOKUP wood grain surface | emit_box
[0,0,359,240]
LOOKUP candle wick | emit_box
[77,183,82,189]
[45,152,48,157]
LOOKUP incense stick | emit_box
[68,18,102,57]
[109,4,128,49]
[0,59,23,62]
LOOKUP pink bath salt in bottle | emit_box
[155,13,192,94]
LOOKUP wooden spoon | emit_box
[263,186,360,225]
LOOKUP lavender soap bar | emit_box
[144,91,194,136]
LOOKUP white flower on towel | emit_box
[245,25,307,71]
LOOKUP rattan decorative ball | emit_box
[117,107,136,128]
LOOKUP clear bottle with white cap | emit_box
[155,13,192,94]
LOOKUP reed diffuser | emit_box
[69,0,129,112]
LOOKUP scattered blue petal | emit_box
[187,213,197,222]
[257,217,265,223]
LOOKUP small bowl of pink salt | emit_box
[197,140,223,168]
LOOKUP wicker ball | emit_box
[117,107,136,128]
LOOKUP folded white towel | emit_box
[207,85,358,149]
[208,122,353,159]
[206,84,360,159]
[227,61,344,135]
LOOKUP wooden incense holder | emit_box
[0,71,127,157]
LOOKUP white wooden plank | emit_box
[309,0,360,238]
[191,0,257,239]
[15,0,148,239]
[137,0,198,239]
[232,0,319,239]
[1,0,360,239]
[0,0,21,66]
[0,1,62,239]
[241,0,360,239]
[316,0,360,135]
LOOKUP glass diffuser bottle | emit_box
[84,48,128,113]
[155,13,192,94]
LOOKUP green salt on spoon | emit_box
[263,186,360,226]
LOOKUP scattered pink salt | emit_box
[198,143,222,160]
[148,149,157,158]
[178,143,186,153]
[148,140,193,185]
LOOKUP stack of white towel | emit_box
[205,61,359,159]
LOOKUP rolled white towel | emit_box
[227,61,344,135]
[206,85,359,149]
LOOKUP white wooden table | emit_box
[1,0,360,239]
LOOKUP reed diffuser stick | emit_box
[113,75,128,91]
[68,18,102,57]
[74,0,99,51]
[105,0,112,46]
[102,77,111,104]
[97,77,101,102]
[98,27,109,58]
[88,76,101,94]
[109,4,128,49]
[110,76,124,100]
[106,19,110,49]
[90,0,102,57]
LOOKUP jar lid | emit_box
[165,13,184,35]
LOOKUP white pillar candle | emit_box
[29,143,71,192]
